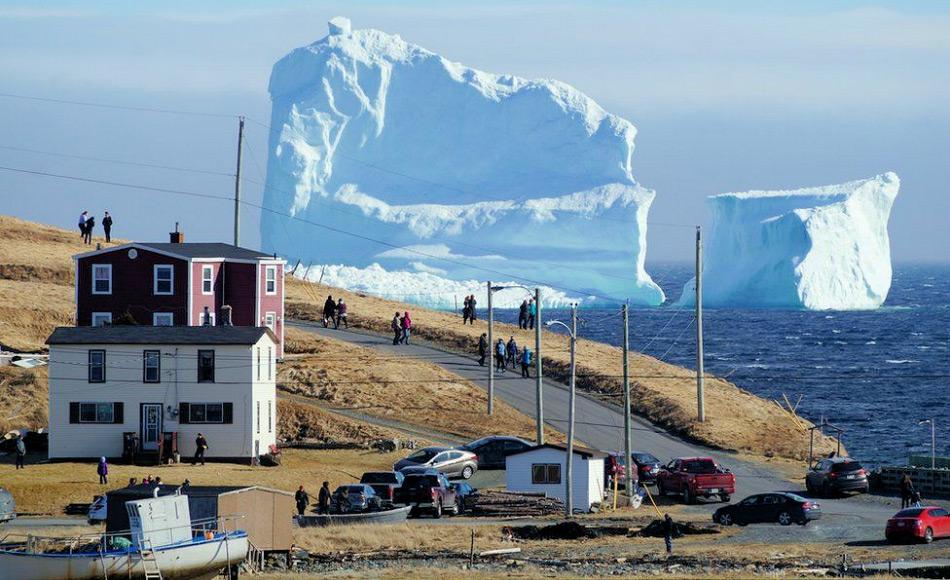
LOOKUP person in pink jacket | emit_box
[400,311,412,344]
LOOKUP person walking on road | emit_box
[318,481,331,514]
[495,339,507,372]
[335,298,348,329]
[14,434,25,469]
[400,311,412,344]
[102,211,113,242]
[295,485,310,516]
[527,299,536,329]
[506,336,518,367]
[391,312,401,345]
[663,513,676,555]
[518,300,528,329]
[323,295,337,328]
[478,333,488,366]
[519,346,532,378]
[97,457,109,484]
[900,474,915,509]
[194,433,208,465]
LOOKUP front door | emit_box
[141,404,163,451]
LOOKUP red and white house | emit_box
[74,235,286,357]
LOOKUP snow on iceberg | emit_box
[679,173,900,310]
[260,17,664,307]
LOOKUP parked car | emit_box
[604,452,639,490]
[88,495,107,524]
[714,493,821,526]
[394,446,479,479]
[450,481,479,513]
[394,472,458,518]
[360,471,405,507]
[631,452,663,485]
[330,484,383,513]
[805,457,869,496]
[398,466,441,477]
[460,436,533,469]
[657,457,736,504]
[886,507,950,544]
[0,487,15,523]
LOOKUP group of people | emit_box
[322,295,349,329]
[295,481,332,516]
[517,299,537,330]
[391,311,412,344]
[461,295,478,324]
[78,210,113,244]
[478,334,533,378]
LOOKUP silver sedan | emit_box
[394,446,479,479]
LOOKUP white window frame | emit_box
[153,264,174,295]
[91,312,112,327]
[92,264,112,295]
[256,347,261,381]
[152,312,174,326]
[264,312,276,333]
[265,265,277,295]
[201,265,214,295]
[256,401,261,434]
[268,400,273,433]
[268,346,273,381]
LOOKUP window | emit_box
[92,264,112,294]
[91,312,112,326]
[143,350,161,383]
[70,402,122,424]
[153,265,174,295]
[152,312,174,326]
[256,401,261,433]
[197,350,215,382]
[88,350,105,383]
[268,347,273,380]
[264,312,276,333]
[531,463,561,485]
[201,265,213,294]
[200,311,215,326]
[178,402,232,424]
[256,347,261,381]
[267,400,273,433]
[761,495,782,505]
[265,266,277,294]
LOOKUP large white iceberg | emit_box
[679,173,900,310]
[260,17,664,307]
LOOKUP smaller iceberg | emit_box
[679,173,900,310]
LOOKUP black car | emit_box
[460,436,533,469]
[714,492,821,526]
[805,458,869,496]
[631,451,662,485]
[450,481,479,513]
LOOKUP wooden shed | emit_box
[106,484,294,553]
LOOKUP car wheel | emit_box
[797,519,808,526]
[805,479,813,494]
[720,494,730,503]
[433,500,442,519]
[821,482,831,498]
[684,488,694,505]
[778,511,793,526]
[718,512,733,526]
[461,465,474,480]
[924,527,934,544]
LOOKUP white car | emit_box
[87,495,107,524]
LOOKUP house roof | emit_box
[507,443,607,459]
[46,325,276,346]
[73,242,279,262]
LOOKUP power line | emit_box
[0,144,235,177]
[0,92,235,119]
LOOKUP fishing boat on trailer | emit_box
[0,492,248,580]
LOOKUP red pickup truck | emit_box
[393,473,458,518]
[656,457,735,504]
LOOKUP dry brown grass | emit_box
[280,328,563,443]
[294,522,508,554]
[286,278,838,461]
[0,448,403,514]
[0,366,49,434]
[0,279,73,352]
[277,398,401,443]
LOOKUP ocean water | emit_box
[493,263,949,467]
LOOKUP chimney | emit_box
[169,222,184,244]
[221,305,233,326]
[202,306,212,326]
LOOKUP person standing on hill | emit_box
[323,295,337,328]
[83,215,95,244]
[102,211,113,242]
[495,339,507,372]
[400,311,412,344]
[469,295,477,323]
[518,300,528,329]
[97,457,109,484]
[295,485,310,516]
[520,346,532,378]
[78,211,89,239]
[528,299,536,329]
[477,333,488,366]
[462,296,472,324]
[14,434,25,469]
[506,336,518,367]
[194,433,208,465]
[335,298,348,329]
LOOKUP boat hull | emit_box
[297,505,412,527]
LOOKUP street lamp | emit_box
[546,303,577,518]
[919,419,936,469]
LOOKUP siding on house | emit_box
[257,262,284,357]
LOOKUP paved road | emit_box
[290,320,944,546]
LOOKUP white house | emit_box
[46,325,278,463]
[505,444,606,512]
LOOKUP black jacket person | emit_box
[318,481,332,514]
[295,486,310,516]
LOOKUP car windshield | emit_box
[633,453,658,464]
[683,459,717,473]
[361,473,397,484]
[345,486,367,494]
[406,449,440,462]
[831,461,863,473]
[895,508,924,517]
[404,475,439,488]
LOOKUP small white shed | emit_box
[505,444,606,512]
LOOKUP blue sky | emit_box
[0,1,947,262]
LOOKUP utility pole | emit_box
[233,116,245,247]
[565,303,577,518]
[695,226,705,422]
[535,287,544,445]
[931,419,936,470]
[487,281,494,416]
[622,302,634,505]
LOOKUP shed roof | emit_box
[507,443,607,459]
[46,325,276,346]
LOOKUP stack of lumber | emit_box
[469,490,564,517]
